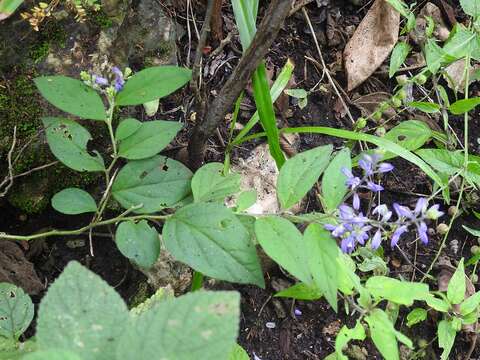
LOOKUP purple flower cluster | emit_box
[92,66,125,93]
[325,154,443,253]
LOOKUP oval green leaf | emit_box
[389,42,411,78]
[115,66,192,106]
[51,188,97,215]
[34,76,106,120]
[191,163,241,203]
[0,283,34,340]
[115,118,142,141]
[112,155,193,214]
[407,101,441,114]
[447,258,465,305]
[163,202,264,287]
[322,148,351,212]
[449,97,480,115]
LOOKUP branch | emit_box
[188,0,294,169]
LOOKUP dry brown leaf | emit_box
[444,59,480,93]
[344,0,399,91]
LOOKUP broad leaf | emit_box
[322,148,351,212]
[191,163,241,203]
[115,221,160,268]
[425,39,456,74]
[335,321,366,360]
[277,145,333,209]
[236,190,257,212]
[449,97,480,114]
[274,283,322,300]
[115,66,192,106]
[34,76,106,120]
[228,344,250,360]
[163,203,264,287]
[443,25,480,61]
[460,291,480,316]
[406,308,427,327]
[43,117,105,172]
[365,276,430,306]
[463,225,480,237]
[51,188,97,215]
[112,155,192,214]
[36,262,129,360]
[0,0,23,20]
[115,118,142,141]
[118,120,182,160]
[304,224,339,311]
[255,216,311,285]
[447,258,466,305]
[22,350,83,360]
[438,319,457,360]
[389,42,411,78]
[383,120,432,159]
[460,0,480,17]
[407,101,440,113]
[0,284,34,340]
[425,294,450,312]
[117,291,240,360]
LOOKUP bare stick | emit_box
[188,0,294,169]
[0,127,17,198]
[210,0,223,43]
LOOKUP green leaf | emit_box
[164,203,264,287]
[385,0,409,17]
[425,294,450,312]
[21,350,83,360]
[304,223,339,311]
[460,0,480,17]
[322,148,351,212]
[0,0,23,19]
[34,76,106,120]
[389,42,411,78]
[236,190,257,212]
[284,88,308,98]
[115,118,142,141]
[112,155,192,214]
[443,25,480,61]
[463,225,480,237]
[447,258,466,305]
[191,163,241,203]
[228,344,249,360]
[365,276,430,306]
[115,66,192,106]
[118,120,182,160]
[36,262,128,360]
[115,221,160,268]
[117,291,240,360]
[51,188,97,215]
[231,0,256,49]
[425,39,456,74]
[365,309,412,360]
[406,308,428,327]
[255,216,311,285]
[460,291,480,315]
[438,319,457,360]
[407,101,441,113]
[0,284,34,340]
[0,338,36,359]
[449,97,480,114]
[43,117,105,172]
[277,145,333,209]
[335,321,366,360]
[274,283,322,300]
[382,120,432,158]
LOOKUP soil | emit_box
[1,1,480,359]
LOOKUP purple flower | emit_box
[378,162,394,173]
[353,193,360,210]
[371,229,382,249]
[393,203,413,219]
[94,75,109,86]
[294,308,302,316]
[112,66,125,92]
[414,198,428,215]
[391,225,408,247]
[366,181,384,192]
[426,204,444,220]
[417,221,428,244]
[342,167,361,189]
[373,204,392,222]
[341,235,356,253]
[359,156,374,176]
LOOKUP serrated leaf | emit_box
[118,120,182,160]
[36,262,129,360]
[112,155,192,214]
[115,221,160,268]
[228,344,249,360]
[447,258,466,305]
[365,276,430,306]
[438,319,457,360]
[255,216,311,285]
[163,203,264,287]
[389,42,411,78]
[335,321,366,360]
[406,308,427,327]
[277,145,333,209]
[115,66,192,106]
[21,350,83,360]
[274,283,322,300]
[236,190,257,212]
[115,118,142,141]
[117,291,240,360]
[43,117,105,172]
[0,284,34,340]
[449,97,480,114]
[34,76,106,120]
[322,148,351,212]
[51,188,97,215]
[191,163,241,203]
[304,224,339,311]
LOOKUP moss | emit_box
[128,282,151,309]
[89,9,114,29]
[28,21,67,63]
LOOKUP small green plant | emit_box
[0,261,243,360]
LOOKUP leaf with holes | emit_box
[0,283,34,340]
[277,145,333,209]
[118,120,182,160]
[112,155,192,214]
[43,117,105,172]
[191,163,241,203]
[36,262,129,360]
[115,66,192,106]
[383,120,432,160]
[34,76,106,120]
[115,221,160,268]
[117,291,240,360]
[51,188,97,215]
[163,202,264,287]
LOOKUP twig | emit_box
[210,0,223,43]
[188,0,294,169]
[288,0,314,16]
[11,161,58,180]
[0,127,17,198]
[210,31,233,58]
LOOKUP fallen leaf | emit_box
[444,59,480,93]
[344,0,400,91]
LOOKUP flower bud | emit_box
[375,127,386,137]
[472,274,478,283]
[372,111,382,121]
[471,245,480,255]
[396,75,408,86]
[415,74,427,85]
[436,223,449,234]
[391,97,402,108]
[397,88,407,100]
[356,117,367,129]
[448,206,458,217]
